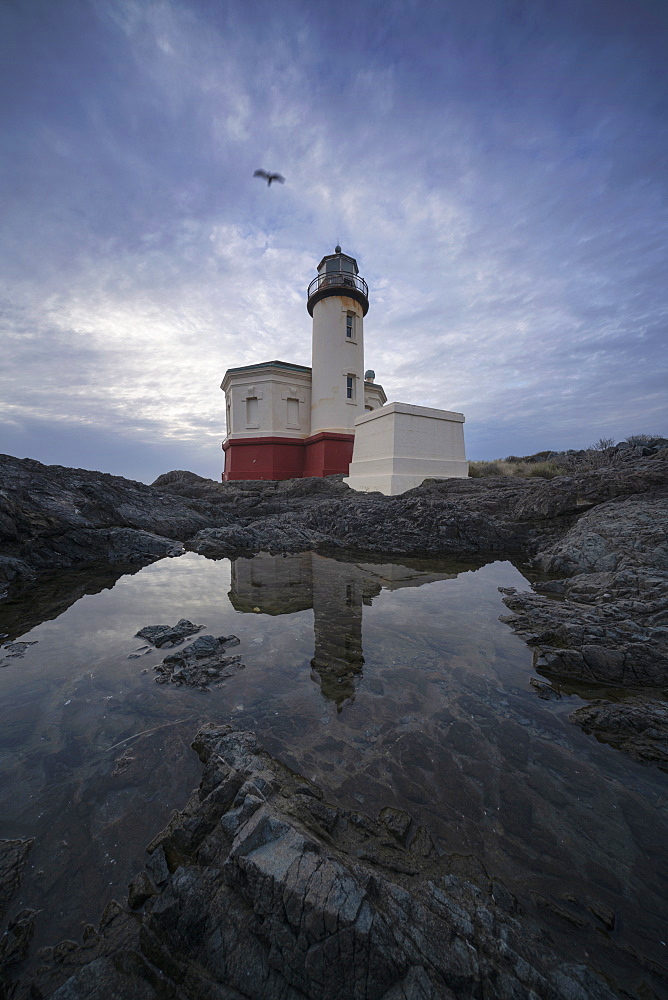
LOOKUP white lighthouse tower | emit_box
[303,246,369,476]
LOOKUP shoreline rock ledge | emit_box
[21,726,621,1000]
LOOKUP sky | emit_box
[1,0,667,483]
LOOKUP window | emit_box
[346,375,356,401]
[286,397,299,428]
[226,401,232,432]
[346,313,354,339]
[246,397,259,427]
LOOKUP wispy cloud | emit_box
[1,0,666,479]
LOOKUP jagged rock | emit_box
[2,450,667,582]
[0,839,33,919]
[19,728,620,1000]
[0,909,36,968]
[189,523,337,557]
[571,699,668,765]
[154,634,243,689]
[127,872,157,910]
[135,618,206,648]
[500,588,667,687]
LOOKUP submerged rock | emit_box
[0,640,38,665]
[529,676,561,700]
[19,727,622,1000]
[0,909,36,970]
[154,634,242,689]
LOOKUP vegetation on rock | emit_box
[469,434,667,478]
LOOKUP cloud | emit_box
[0,0,666,478]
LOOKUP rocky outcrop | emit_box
[19,728,621,1000]
[499,587,667,688]
[0,455,206,593]
[0,840,35,979]
[496,472,668,693]
[2,451,667,582]
[571,699,668,765]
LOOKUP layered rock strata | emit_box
[19,728,621,1000]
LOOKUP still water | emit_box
[0,551,667,993]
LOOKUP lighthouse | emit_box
[220,246,385,481]
[220,244,468,488]
[303,247,369,476]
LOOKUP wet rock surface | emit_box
[499,587,667,687]
[136,619,206,649]
[571,698,668,765]
[154,634,243,689]
[16,728,623,1000]
[0,840,33,920]
[0,840,35,983]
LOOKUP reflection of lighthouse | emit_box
[309,553,365,709]
[228,552,463,708]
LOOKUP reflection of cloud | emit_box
[1,0,666,478]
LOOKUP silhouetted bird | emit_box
[253,169,285,186]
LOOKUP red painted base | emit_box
[303,432,354,478]
[222,433,354,481]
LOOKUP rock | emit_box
[0,908,36,967]
[378,806,412,844]
[20,727,620,1000]
[0,838,33,919]
[127,872,157,910]
[97,899,123,932]
[135,618,205,648]
[570,699,668,765]
[588,901,616,931]
[2,449,667,587]
[530,677,561,700]
[154,634,243,690]
[500,588,668,687]
[2,450,668,993]
[52,939,79,963]
[0,640,38,661]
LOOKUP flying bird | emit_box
[254,169,285,186]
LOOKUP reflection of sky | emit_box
[1,0,666,481]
